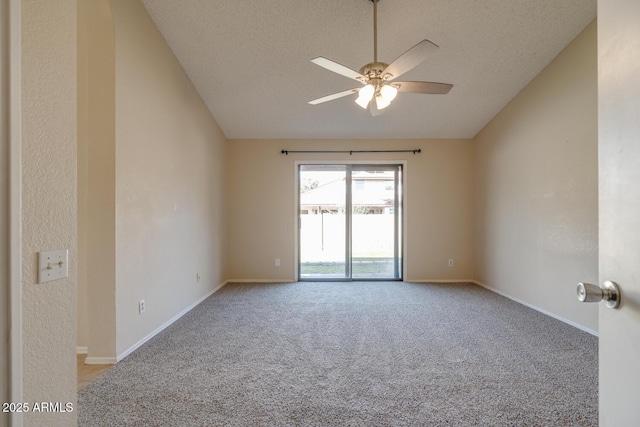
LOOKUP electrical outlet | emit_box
[275,258,280,267]
[139,299,145,314]
[448,259,454,267]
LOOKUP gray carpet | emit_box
[78,282,598,426]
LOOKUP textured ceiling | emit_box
[140,0,596,139]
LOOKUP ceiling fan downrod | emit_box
[360,0,390,84]
[372,0,378,63]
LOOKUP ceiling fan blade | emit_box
[308,88,359,105]
[382,39,439,81]
[395,81,453,94]
[311,57,366,81]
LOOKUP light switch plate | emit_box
[38,249,69,284]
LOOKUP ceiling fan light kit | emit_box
[308,0,453,115]
[355,84,375,108]
[379,84,398,102]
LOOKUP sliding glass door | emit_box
[299,164,402,280]
[351,166,402,279]
[299,165,349,279]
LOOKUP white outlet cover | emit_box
[38,249,69,283]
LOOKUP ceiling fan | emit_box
[308,0,453,115]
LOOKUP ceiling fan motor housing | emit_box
[359,62,392,82]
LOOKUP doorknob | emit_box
[576,281,621,309]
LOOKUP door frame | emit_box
[293,160,408,281]
[0,0,8,422]
[4,1,23,426]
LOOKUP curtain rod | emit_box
[281,149,421,155]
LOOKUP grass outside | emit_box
[300,257,395,275]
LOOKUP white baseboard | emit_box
[115,281,228,362]
[409,279,476,284]
[227,279,295,283]
[84,280,226,365]
[84,356,117,365]
[229,279,474,284]
[473,281,598,337]
[76,346,88,355]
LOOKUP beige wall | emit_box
[109,0,228,356]
[227,139,474,282]
[77,0,229,360]
[78,0,117,360]
[21,0,77,425]
[473,21,598,332]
